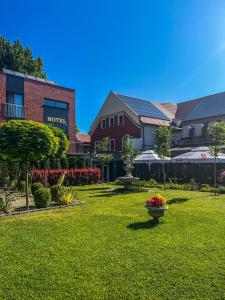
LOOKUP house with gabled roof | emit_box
[90,90,225,154]
[90,91,172,152]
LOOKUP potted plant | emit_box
[145,194,168,223]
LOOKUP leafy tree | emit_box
[155,126,172,189]
[0,35,46,78]
[96,137,113,182]
[208,122,225,195]
[0,120,58,208]
[75,126,80,134]
[47,125,69,157]
[121,135,138,177]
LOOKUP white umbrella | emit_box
[171,146,225,164]
[134,150,170,164]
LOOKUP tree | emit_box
[96,137,113,182]
[155,126,172,189]
[75,126,80,134]
[47,125,69,157]
[207,122,225,195]
[121,135,138,177]
[0,120,58,208]
[0,35,46,78]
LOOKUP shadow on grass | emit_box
[127,219,160,230]
[90,187,147,198]
[77,187,110,192]
[167,197,189,205]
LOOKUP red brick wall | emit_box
[0,73,6,122]
[24,80,76,143]
[91,114,141,151]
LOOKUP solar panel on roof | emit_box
[118,94,170,121]
[185,92,225,121]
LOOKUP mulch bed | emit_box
[0,201,86,217]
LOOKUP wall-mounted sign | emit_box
[44,106,68,134]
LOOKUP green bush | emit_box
[149,179,157,187]
[126,186,147,192]
[31,182,44,195]
[33,188,51,208]
[218,186,225,194]
[200,184,213,193]
[18,181,26,192]
[51,185,63,203]
[51,185,76,205]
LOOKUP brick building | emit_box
[90,90,225,155]
[0,69,76,153]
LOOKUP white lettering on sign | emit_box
[47,117,67,125]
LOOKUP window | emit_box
[114,115,118,126]
[109,139,115,151]
[44,99,68,109]
[109,117,114,127]
[118,114,124,125]
[6,92,24,118]
[7,92,23,106]
[101,119,106,129]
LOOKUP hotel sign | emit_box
[44,106,68,134]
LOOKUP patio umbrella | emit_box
[134,150,170,164]
[171,146,225,164]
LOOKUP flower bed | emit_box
[32,168,101,186]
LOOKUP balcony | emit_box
[0,103,25,119]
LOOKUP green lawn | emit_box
[1,185,225,299]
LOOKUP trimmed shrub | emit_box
[200,184,213,193]
[32,168,101,186]
[51,185,63,203]
[33,188,51,208]
[218,186,225,194]
[149,179,157,187]
[31,182,44,195]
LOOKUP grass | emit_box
[1,185,225,299]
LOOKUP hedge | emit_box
[31,168,101,186]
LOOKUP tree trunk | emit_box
[214,155,217,196]
[25,161,29,210]
[162,162,166,190]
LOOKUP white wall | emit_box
[143,125,157,149]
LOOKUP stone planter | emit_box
[145,205,168,223]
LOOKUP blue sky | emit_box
[2,0,225,133]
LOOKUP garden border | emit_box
[0,201,86,217]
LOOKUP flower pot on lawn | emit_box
[145,194,168,224]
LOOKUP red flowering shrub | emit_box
[31,168,101,186]
[146,194,166,207]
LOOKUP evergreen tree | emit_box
[0,35,46,79]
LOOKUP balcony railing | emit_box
[3,103,25,119]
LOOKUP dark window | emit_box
[119,115,124,125]
[110,117,114,127]
[101,119,106,129]
[114,115,118,126]
[110,139,115,151]
[44,99,68,109]
[7,92,23,106]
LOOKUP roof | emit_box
[2,68,56,85]
[140,116,170,126]
[76,134,91,143]
[184,92,225,121]
[116,93,170,121]
[175,99,200,120]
